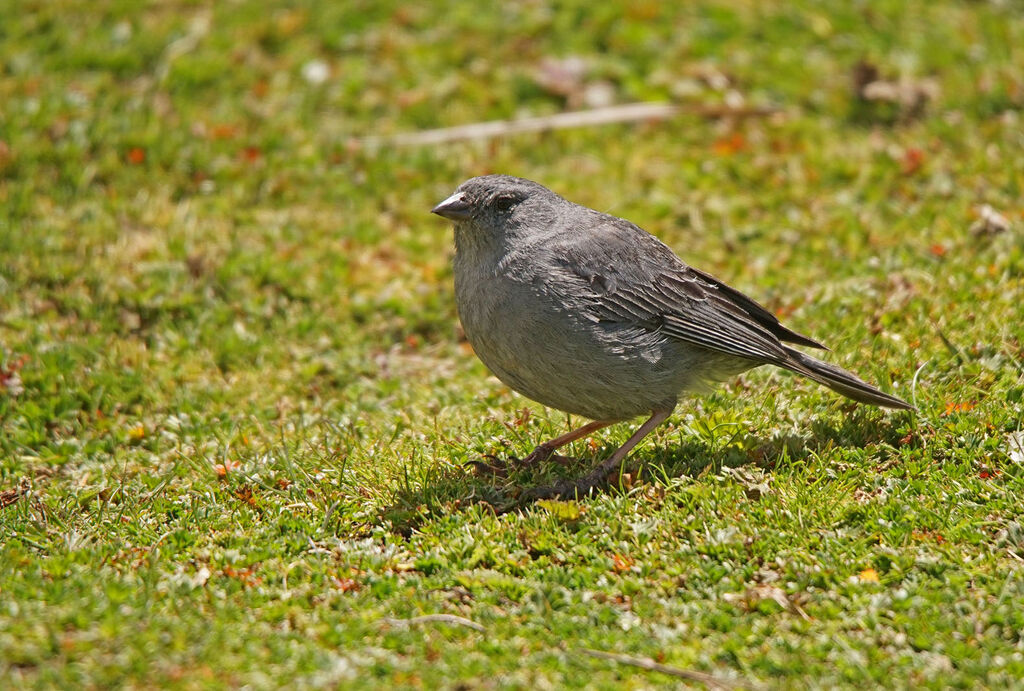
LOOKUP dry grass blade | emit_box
[578,648,749,689]
[362,102,778,147]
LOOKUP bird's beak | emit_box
[431,192,472,222]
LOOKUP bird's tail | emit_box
[781,347,914,410]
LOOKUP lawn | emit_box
[2,1,1023,688]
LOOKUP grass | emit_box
[2,0,1023,687]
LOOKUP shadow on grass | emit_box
[381,407,911,536]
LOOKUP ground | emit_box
[2,1,1023,688]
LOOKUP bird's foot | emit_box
[465,454,511,477]
[520,460,635,501]
[519,443,555,466]
[514,445,577,469]
[520,466,608,501]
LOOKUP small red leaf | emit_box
[210,123,238,140]
[214,459,241,478]
[611,553,634,573]
[901,147,925,175]
[712,132,746,156]
[942,401,975,416]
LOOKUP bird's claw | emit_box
[464,454,510,477]
[519,444,554,466]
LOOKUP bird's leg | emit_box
[468,419,614,476]
[518,419,614,466]
[523,410,672,500]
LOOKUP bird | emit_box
[432,175,912,499]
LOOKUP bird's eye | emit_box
[492,195,517,211]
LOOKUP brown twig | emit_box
[578,648,747,689]
[362,102,779,148]
[381,614,486,632]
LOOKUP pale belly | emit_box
[454,268,750,421]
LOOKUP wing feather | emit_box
[549,214,822,365]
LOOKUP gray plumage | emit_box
[432,175,911,496]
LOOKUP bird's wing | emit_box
[685,266,827,350]
[547,214,824,365]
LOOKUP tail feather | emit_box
[781,347,914,410]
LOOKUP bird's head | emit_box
[432,175,559,246]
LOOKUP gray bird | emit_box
[432,175,912,498]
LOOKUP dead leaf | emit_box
[0,370,23,396]
[240,146,262,163]
[509,408,531,429]
[209,123,238,140]
[234,485,258,507]
[223,565,262,587]
[126,147,146,164]
[0,481,29,510]
[1,353,29,396]
[942,401,975,416]
[533,56,589,103]
[185,253,207,278]
[970,204,1011,238]
[611,553,635,573]
[712,132,746,156]
[901,147,925,175]
[532,57,619,110]
[687,62,732,91]
[853,60,939,120]
[1005,431,1024,465]
[723,584,809,619]
[214,459,241,477]
[335,576,361,592]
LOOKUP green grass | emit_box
[2,0,1024,687]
